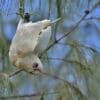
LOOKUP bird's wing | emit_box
[34,26,51,54]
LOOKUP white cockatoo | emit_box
[9,13,52,73]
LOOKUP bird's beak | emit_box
[28,67,41,75]
[33,68,41,72]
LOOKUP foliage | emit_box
[0,0,100,100]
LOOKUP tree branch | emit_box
[0,91,58,99]
[41,57,88,69]
[85,17,100,20]
[8,69,23,78]
[19,0,24,18]
[40,71,87,99]
[40,13,88,57]
[58,42,98,53]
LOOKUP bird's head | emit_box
[15,55,43,74]
[25,55,43,73]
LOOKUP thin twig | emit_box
[57,14,87,41]
[0,92,58,99]
[85,17,100,20]
[58,42,98,53]
[8,69,23,78]
[41,57,91,71]
[47,0,51,19]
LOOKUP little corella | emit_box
[9,13,61,73]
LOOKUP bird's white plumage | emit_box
[9,19,51,72]
[34,26,51,54]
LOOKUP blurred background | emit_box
[0,0,100,100]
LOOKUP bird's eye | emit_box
[32,63,38,68]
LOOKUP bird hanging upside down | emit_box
[9,13,61,73]
[9,13,52,73]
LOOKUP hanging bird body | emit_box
[9,15,52,73]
